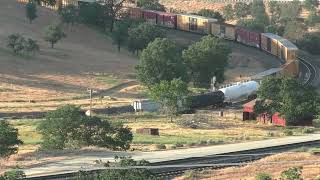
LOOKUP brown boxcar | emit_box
[177,14,217,34]
[281,60,299,77]
[261,33,282,57]
[128,7,143,19]
[278,39,298,62]
[235,27,260,48]
[142,10,157,24]
[210,23,236,40]
[156,12,177,28]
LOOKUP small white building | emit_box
[131,99,161,112]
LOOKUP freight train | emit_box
[127,7,300,77]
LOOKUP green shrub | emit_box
[280,166,303,180]
[1,169,26,180]
[255,172,272,180]
[7,34,39,55]
[198,140,207,145]
[293,146,309,152]
[309,148,320,155]
[313,119,320,128]
[301,127,314,134]
[206,139,216,145]
[184,170,198,179]
[155,144,166,150]
[170,145,176,149]
[174,143,184,148]
[282,129,294,136]
[266,131,275,137]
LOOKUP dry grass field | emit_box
[0,0,138,103]
[175,151,320,180]
[160,0,226,13]
[0,0,282,114]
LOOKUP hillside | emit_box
[0,0,138,102]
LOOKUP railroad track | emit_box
[298,55,318,85]
[25,139,320,180]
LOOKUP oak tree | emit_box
[136,38,188,87]
[182,35,231,88]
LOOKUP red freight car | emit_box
[156,12,177,28]
[142,10,157,24]
[236,27,260,48]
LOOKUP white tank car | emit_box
[219,81,259,102]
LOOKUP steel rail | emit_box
[297,56,317,85]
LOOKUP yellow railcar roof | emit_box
[177,14,217,22]
[262,33,298,50]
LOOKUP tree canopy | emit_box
[26,1,37,24]
[111,18,131,52]
[60,4,78,27]
[128,22,166,54]
[37,105,133,150]
[101,0,127,32]
[298,32,320,55]
[256,76,319,126]
[234,2,250,19]
[78,2,106,27]
[182,35,231,88]
[43,24,66,48]
[196,9,225,22]
[136,38,188,87]
[77,157,157,180]
[283,20,306,43]
[137,0,165,11]
[304,0,319,11]
[149,79,189,120]
[250,0,269,25]
[223,4,234,20]
[237,19,265,32]
[0,121,23,158]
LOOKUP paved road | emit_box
[24,134,320,177]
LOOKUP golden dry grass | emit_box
[176,152,320,180]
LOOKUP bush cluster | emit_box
[282,128,294,136]
[7,34,39,55]
[37,105,133,151]
[0,169,26,180]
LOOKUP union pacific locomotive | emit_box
[127,7,299,77]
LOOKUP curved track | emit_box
[298,55,318,85]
